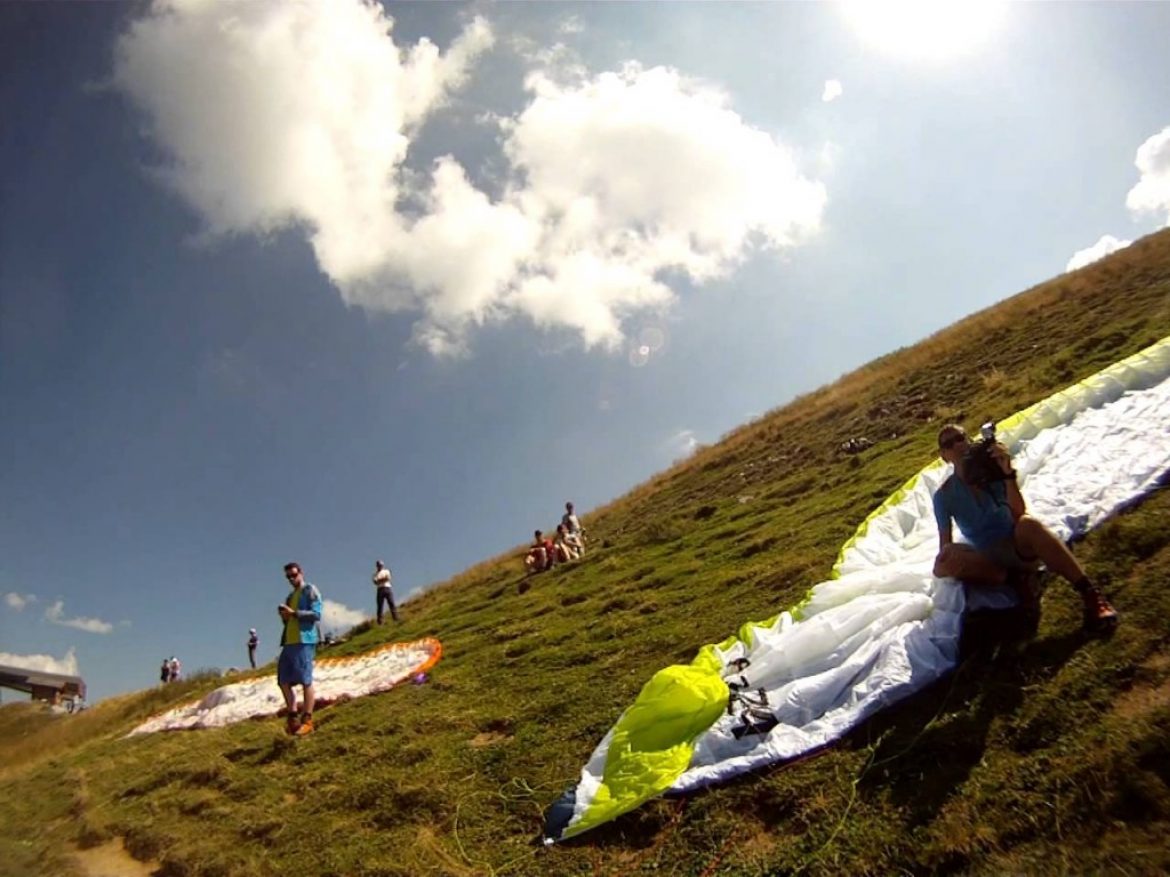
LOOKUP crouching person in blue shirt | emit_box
[278,561,323,735]
[931,424,1118,633]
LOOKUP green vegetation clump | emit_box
[3,229,1170,876]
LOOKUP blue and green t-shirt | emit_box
[932,475,1015,550]
[281,583,323,647]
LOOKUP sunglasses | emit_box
[285,571,300,580]
[939,433,967,450]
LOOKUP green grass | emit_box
[4,228,1170,876]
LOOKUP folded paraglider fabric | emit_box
[129,638,442,735]
[544,335,1170,843]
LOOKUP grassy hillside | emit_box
[4,229,1170,877]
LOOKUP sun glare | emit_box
[841,1,1008,62]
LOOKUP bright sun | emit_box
[840,1,1008,62]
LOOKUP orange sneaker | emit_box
[294,716,315,736]
[1082,588,1118,633]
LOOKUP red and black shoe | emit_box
[1081,587,1119,633]
[277,708,301,735]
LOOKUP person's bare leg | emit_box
[279,681,301,733]
[934,543,1008,586]
[1012,516,1085,583]
[1013,516,1118,630]
[303,683,315,718]
[279,682,297,714]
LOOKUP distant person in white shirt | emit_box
[555,523,583,561]
[561,502,586,553]
[373,559,399,624]
[247,628,259,669]
[169,656,181,682]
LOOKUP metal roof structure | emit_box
[0,663,87,702]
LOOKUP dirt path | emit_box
[69,840,160,877]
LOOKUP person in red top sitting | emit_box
[524,530,555,574]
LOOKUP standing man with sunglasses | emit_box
[277,562,323,735]
[931,424,1118,633]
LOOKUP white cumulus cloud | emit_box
[666,428,701,461]
[113,0,494,284]
[558,15,585,36]
[1126,126,1170,226]
[0,647,79,676]
[822,79,843,102]
[1065,234,1133,272]
[44,600,116,634]
[114,1,825,357]
[492,63,825,350]
[321,599,368,633]
[4,592,35,611]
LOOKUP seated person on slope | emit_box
[524,530,554,574]
[554,524,582,562]
[931,423,1118,632]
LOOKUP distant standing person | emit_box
[160,658,170,684]
[278,561,323,736]
[562,502,586,553]
[372,559,399,624]
[169,656,181,682]
[247,628,259,669]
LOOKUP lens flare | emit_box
[639,326,667,352]
[628,345,650,367]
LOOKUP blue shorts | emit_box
[277,644,316,686]
[980,535,1040,572]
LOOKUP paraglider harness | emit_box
[725,657,779,739]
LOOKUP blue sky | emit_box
[2,1,1169,703]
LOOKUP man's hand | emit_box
[990,442,1015,475]
[278,604,293,620]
